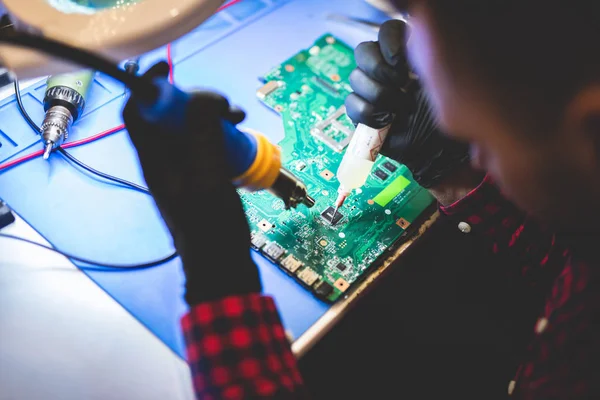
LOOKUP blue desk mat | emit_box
[0,0,390,358]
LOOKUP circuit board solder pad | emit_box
[240,35,434,302]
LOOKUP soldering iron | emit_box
[138,77,316,209]
[0,30,315,209]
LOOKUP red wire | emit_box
[167,43,174,84]
[217,0,243,12]
[62,124,126,148]
[0,125,126,171]
[0,0,240,172]
[0,150,44,171]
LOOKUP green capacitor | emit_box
[46,70,94,100]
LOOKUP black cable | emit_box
[57,148,150,194]
[1,28,157,100]
[13,80,39,134]
[13,80,150,194]
[12,81,177,269]
[0,233,177,270]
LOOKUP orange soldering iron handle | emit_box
[232,128,282,191]
[230,128,315,209]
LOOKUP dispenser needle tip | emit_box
[334,193,347,210]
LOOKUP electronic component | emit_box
[298,267,320,286]
[321,206,343,226]
[258,219,273,232]
[374,169,389,181]
[257,80,281,99]
[263,241,285,262]
[335,262,347,272]
[281,254,303,273]
[334,277,350,292]
[251,234,267,250]
[320,169,334,180]
[396,218,411,229]
[296,161,307,171]
[310,106,354,152]
[382,161,398,173]
[0,201,15,230]
[313,76,338,94]
[314,280,334,298]
[242,34,435,302]
[373,175,411,207]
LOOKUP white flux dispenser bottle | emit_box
[334,123,391,209]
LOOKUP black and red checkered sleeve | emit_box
[181,294,306,399]
[440,175,568,287]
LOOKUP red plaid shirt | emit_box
[181,294,305,399]
[182,175,600,399]
[441,175,600,399]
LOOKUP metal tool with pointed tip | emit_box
[41,70,94,159]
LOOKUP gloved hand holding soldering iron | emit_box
[123,62,262,305]
[121,19,481,398]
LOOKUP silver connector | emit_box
[40,105,73,160]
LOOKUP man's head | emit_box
[390,1,600,234]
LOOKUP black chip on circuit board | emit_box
[314,280,334,298]
[335,263,347,272]
[382,161,398,173]
[374,169,389,181]
[321,206,344,225]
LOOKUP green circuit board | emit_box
[240,35,434,302]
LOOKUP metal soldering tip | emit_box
[43,142,53,160]
[304,194,316,208]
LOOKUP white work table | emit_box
[0,212,194,400]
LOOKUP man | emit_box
[124,1,600,398]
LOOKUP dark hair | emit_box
[397,1,600,133]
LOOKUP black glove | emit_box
[345,20,470,188]
[123,62,261,305]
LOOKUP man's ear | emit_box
[564,85,600,164]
